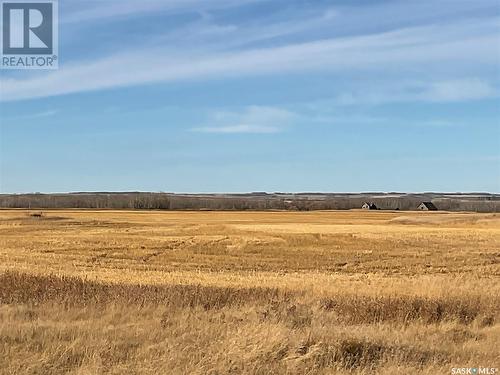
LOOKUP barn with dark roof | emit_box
[361,202,378,210]
[417,202,438,211]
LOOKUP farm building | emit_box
[361,202,378,210]
[417,202,438,211]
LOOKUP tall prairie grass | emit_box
[0,210,498,374]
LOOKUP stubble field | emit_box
[0,209,499,374]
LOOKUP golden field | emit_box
[0,209,499,374]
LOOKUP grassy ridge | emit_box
[0,272,495,325]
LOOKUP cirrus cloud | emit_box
[191,106,296,134]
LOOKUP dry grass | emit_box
[0,209,499,374]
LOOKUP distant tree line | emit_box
[0,193,499,212]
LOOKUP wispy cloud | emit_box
[2,109,58,121]
[29,109,58,118]
[1,12,498,102]
[191,106,295,134]
[333,78,498,106]
[416,120,460,128]
[421,78,497,102]
[192,124,280,134]
[61,0,262,24]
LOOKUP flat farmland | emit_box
[0,210,499,374]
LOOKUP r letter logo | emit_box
[1,0,58,69]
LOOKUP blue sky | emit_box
[0,0,499,193]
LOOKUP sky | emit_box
[0,0,499,193]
